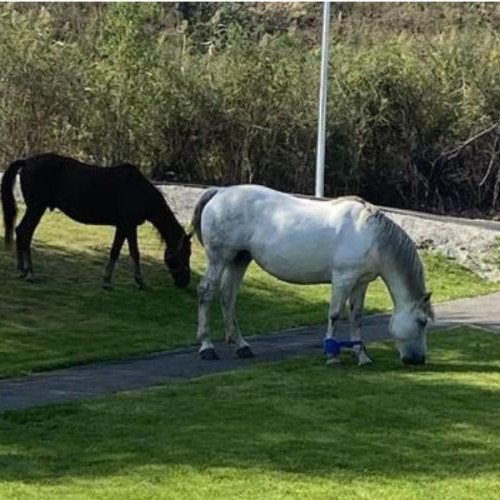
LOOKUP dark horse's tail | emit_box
[1,159,26,247]
[191,187,220,246]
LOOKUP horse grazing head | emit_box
[389,292,434,365]
[164,233,192,288]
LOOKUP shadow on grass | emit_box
[0,329,499,483]
[0,239,349,377]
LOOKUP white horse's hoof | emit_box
[236,346,254,359]
[326,356,340,366]
[200,348,219,361]
[357,352,373,366]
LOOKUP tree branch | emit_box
[440,121,500,161]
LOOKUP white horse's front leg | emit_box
[348,282,372,366]
[197,261,225,360]
[325,277,350,364]
[220,259,253,359]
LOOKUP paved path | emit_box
[0,293,499,413]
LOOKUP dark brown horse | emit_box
[1,153,191,289]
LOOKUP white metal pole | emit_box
[315,1,331,198]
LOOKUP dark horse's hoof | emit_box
[135,281,147,291]
[200,348,219,361]
[102,281,113,291]
[236,346,254,359]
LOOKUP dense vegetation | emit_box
[1,3,500,215]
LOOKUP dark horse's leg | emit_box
[15,205,45,280]
[102,226,126,290]
[126,226,145,290]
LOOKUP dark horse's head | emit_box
[164,233,192,288]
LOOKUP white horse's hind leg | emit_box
[348,282,372,366]
[220,255,253,358]
[197,260,225,360]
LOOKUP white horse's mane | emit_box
[373,208,427,302]
[328,195,427,307]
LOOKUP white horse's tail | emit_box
[191,187,220,246]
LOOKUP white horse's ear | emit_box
[415,291,432,308]
[419,291,434,321]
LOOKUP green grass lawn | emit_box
[0,210,497,378]
[0,326,499,499]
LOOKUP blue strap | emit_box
[324,338,364,356]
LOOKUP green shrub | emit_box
[0,3,499,214]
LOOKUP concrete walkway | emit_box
[0,292,499,413]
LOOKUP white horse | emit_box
[191,185,434,365]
